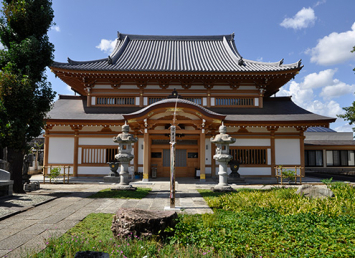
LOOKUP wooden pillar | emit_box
[73,130,79,177]
[200,130,206,182]
[211,142,216,178]
[140,90,144,107]
[134,138,138,173]
[268,127,277,177]
[299,131,305,177]
[143,130,150,181]
[207,89,211,108]
[43,129,50,176]
[87,94,91,107]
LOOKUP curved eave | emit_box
[123,98,226,121]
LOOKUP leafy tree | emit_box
[0,0,56,192]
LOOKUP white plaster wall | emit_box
[229,167,271,176]
[203,98,207,106]
[145,85,161,89]
[267,148,271,165]
[277,127,298,133]
[247,127,268,133]
[205,167,211,175]
[211,97,215,106]
[205,139,211,165]
[94,85,111,89]
[230,139,270,146]
[79,138,117,145]
[51,126,72,132]
[78,147,82,164]
[135,97,140,105]
[189,86,205,90]
[91,96,96,105]
[254,98,259,106]
[138,138,144,165]
[48,137,74,164]
[143,97,148,105]
[275,139,300,165]
[238,86,257,90]
[78,166,111,175]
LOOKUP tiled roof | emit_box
[305,140,355,146]
[47,96,334,125]
[52,33,302,73]
[306,127,336,132]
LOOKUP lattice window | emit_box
[148,97,165,105]
[82,147,118,164]
[215,98,254,106]
[229,148,267,165]
[185,97,202,105]
[96,97,135,105]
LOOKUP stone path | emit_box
[0,181,213,258]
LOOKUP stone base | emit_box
[103,176,120,183]
[228,177,246,184]
[111,185,137,191]
[24,181,40,192]
[211,185,234,192]
[0,180,13,197]
[164,206,182,211]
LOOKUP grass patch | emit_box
[31,213,233,258]
[88,187,151,199]
[31,183,355,257]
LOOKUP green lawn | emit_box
[31,182,355,257]
[88,187,151,199]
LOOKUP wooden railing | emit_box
[275,166,303,185]
[43,165,72,184]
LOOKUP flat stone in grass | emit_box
[111,185,137,191]
[74,251,109,258]
[296,185,334,199]
[111,208,177,239]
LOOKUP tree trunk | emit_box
[8,147,25,193]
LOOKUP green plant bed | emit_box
[88,187,151,199]
[31,213,233,258]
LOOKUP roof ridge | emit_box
[117,33,234,41]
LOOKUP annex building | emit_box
[46,32,338,181]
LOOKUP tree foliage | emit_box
[337,46,355,128]
[0,0,56,192]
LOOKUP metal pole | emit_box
[170,125,176,208]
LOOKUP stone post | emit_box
[210,123,236,192]
[112,123,138,190]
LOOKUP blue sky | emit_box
[47,0,355,132]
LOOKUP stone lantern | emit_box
[112,123,138,189]
[210,123,236,191]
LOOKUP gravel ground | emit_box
[0,194,55,219]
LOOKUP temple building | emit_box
[46,32,337,181]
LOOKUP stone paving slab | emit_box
[0,181,214,257]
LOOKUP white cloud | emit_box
[301,69,336,89]
[320,79,355,98]
[307,100,343,118]
[307,22,355,65]
[51,25,60,32]
[314,0,326,7]
[280,7,316,30]
[96,39,117,54]
[278,69,352,119]
[334,123,353,132]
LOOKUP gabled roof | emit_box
[46,96,335,127]
[52,33,302,73]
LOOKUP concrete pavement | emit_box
[0,179,214,258]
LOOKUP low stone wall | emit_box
[0,169,13,197]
